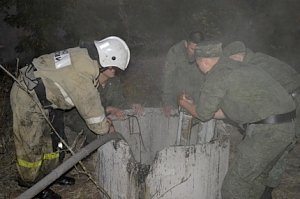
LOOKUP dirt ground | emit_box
[1,127,300,199]
[0,144,103,199]
[0,57,300,199]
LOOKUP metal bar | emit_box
[176,110,184,145]
[16,132,122,199]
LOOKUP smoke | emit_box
[1,0,299,70]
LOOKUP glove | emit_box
[90,118,111,135]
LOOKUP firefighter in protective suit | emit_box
[10,36,130,199]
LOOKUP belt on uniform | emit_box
[243,110,296,129]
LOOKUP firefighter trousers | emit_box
[10,82,59,185]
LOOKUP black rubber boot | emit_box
[17,178,61,199]
[34,188,62,199]
[55,176,75,186]
[260,186,273,199]
[17,178,34,188]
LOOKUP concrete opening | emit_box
[96,108,229,199]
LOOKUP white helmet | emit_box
[94,36,130,70]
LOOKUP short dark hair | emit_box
[187,31,205,44]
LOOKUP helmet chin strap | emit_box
[99,67,107,73]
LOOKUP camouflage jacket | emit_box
[244,49,300,94]
[162,40,205,107]
[97,76,126,109]
[196,56,295,124]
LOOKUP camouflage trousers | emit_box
[222,122,295,199]
[10,82,59,185]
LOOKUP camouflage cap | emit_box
[223,41,246,56]
[195,41,222,58]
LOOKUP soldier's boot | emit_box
[34,188,62,199]
[55,176,75,185]
[260,186,273,199]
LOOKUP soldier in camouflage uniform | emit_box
[223,41,300,197]
[178,41,296,199]
[97,66,143,118]
[98,76,126,112]
[161,31,205,116]
[223,41,300,139]
[10,36,130,199]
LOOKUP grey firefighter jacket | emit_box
[32,47,109,134]
[196,56,295,125]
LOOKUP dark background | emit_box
[1,0,300,106]
[1,0,300,68]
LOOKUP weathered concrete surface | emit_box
[108,108,226,165]
[97,140,140,199]
[97,108,229,199]
[144,141,229,199]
